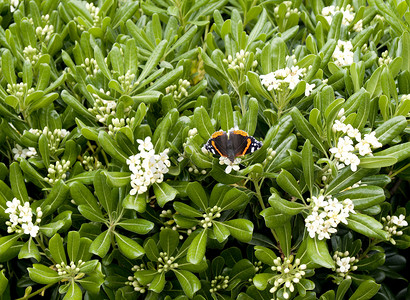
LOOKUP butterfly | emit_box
[204,129,262,162]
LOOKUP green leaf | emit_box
[219,94,234,131]
[28,264,61,284]
[153,182,178,207]
[149,272,166,293]
[268,193,305,215]
[137,40,168,83]
[0,269,8,295]
[10,162,29,203]
[94,171,114,214]
[336,186,385,210]
[253,273,274,291]
[213,221,230,243]
[187,229,208,264]
[160,228,180,256]
[49,233,67,265]
[67,231,80,263]
[290,107,327,154]
[98,131,128,163]
[219,187,252,211]
[254,246,278,265]
[186,182,208,211]
[374,116,407,145]
[348,280,380,300]
[277,169,303,200]
[173,269,201,298]
[374,142,410,163]
[89,230,111,258]
[1,50,16,85]
[336,278,352,300]
[306,237,334,269]
[0,234,21,255]
[194,106,215,140]
[173,201,203,218]
[115,232,145,259]
[325,168,374,195]
[359,156,397,168]
[18,238,40,262]
[346,213,389,240]
[302,140,314,193]
[224,219,254,243]
[63,282,82,300]
[117,219,154,235]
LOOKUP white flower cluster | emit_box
[330,113,382,172]
[223,50,258,70]
[269,256,307,299]
[210,275,229,293]
[322,5,355,27]
[219,156,241,174]
[6,82,35,101]
[305,195,355,240]
[200,206,222,229]
[260,66,315,96]
[382,214,408,244]
[28,127,70,153]
[166,79,190,100]
[118,70,138,91]
[126,137,170,195]
[44,160,70,185]
[9,0,20,12]
[157,251,178,273]
[127,264,149,293]
[23,46,39,65]
[56,260,85,276]
[262,148,276,166]
[274,1,299,18]
[81,57,99,76]
[333,251,358,278]
[75,2,101,30]
[35,24,54,43]
[12,144,37,160]
[332,40,354,66]
[378,50,392,66]
[108,117,135,136]
[5,198,42,237]
[81,153,102,171]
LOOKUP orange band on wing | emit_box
[212,131,224,139]
[239,138,252,156]
[232,130,249,137]
[211,140,224,156]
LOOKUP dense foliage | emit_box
[0,0,409,299]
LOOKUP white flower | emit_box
[337,257,351,273]
[21,222,40,237]
[137,136,154,152]
[305,83,315,96]
[305,195,355,240]
[332,120,347,133]
[219,156,241,174]
[346,125,361,141]
[333,40,354,66]
[355,140,372,156]
[391,215,408,227]
[363,132,382,149]
[5,198,21,215]
[127,139,170,196]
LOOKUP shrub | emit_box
[0,0,409,299]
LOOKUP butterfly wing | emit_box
[230,130,262,157]
[205,131,229,157]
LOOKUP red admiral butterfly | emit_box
[204,129,262,162]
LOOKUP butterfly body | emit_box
[204,130,262,162]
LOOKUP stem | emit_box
[16,283,55,300]
[358,239,380,259]
[390,163,410,178]
[253,179,265,210]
